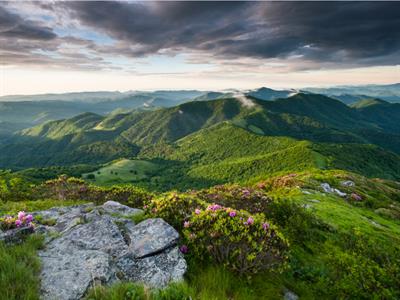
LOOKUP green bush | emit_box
[195,184,273,214]
[183,204,288,276]
[145,192,208,229]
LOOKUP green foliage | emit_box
[0,234,44,300]
[85,282,192,300]
[183,205,288,276]
[0,171,33,202]
[145,192,208,229]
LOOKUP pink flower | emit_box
[143,205,148,209]
[195,209,201,215]
[207,204,222,211]
[18,211,26,220]
[246,217,254,225]
[262,222,269,230]
[15,219,22,227]
[229,211,236,217]
[25,214,33,223]
[179,245,188,254]
[183,221,190,228]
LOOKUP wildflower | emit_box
[143,205,148,209]
[242,189,251,197]
[229,210,236,217]
[207,204,222,211]
[18,211,26,220]
[246,217,254,225]
[25,214,33,223]
[179,245,188,254]
[15,219,22,227]
[184,221,190,228]
[262,222,269,230]
[195,208,201,215]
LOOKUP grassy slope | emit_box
[83,158,160,186]
[1,170,399,299]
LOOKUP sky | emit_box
[0,1,399,96]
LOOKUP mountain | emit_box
[0,90,206,136]
[1,93,400,187]
[246,87,294,100]
[305,83,400,103]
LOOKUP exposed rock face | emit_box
[29,201,186,300]
[0,226,34,244]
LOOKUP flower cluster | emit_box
[194,184,273,214]
[0,211,34,231]
[182,205,288,275]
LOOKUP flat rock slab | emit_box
[127,218,179,258]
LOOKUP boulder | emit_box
[102,201,143,217]
[284,290,299,300]
[26,202,187,300]
[117,246,186,288]
[0,226,34,244]
[126,218,179,258]
[321,183,334,193]
[341,180,355,187]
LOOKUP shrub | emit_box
[0,211,34,231]
[145,192,208,229]
[34,175,153,207]
[266,199,330,244]
[182,204,288,276]
[195,184,273,214]
[86,174,95,180]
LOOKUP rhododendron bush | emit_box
[183,204,288,275]
[0,211,34,230]
[145,192,208,229]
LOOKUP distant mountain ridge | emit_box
[0,93,399,184]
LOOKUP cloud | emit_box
[1,1,399,71]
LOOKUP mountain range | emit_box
[1,89,399,190]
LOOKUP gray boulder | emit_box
[30,202,186,300]
[126,218,179,258]
[0,226,34,244]
[117,247,187,288]
[102,200,143,217]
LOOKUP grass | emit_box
[0,199,87,215]
[83,159,160,186]
[1,169,399,299]
[0,234,44,300]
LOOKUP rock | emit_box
[284,290,299,300]
[320,183,346,197]
[117,246,186,288]
[351,193,362,201]
[102,201,143,217]
[302,190,312,195]
[0,226,34,244]
[126,218,179,258]
[308,199,320,203]
[39,249,112,300]
[321,183,334,193]
[21,201,187,299]
[301,204,313,209]
[334,188,347,197]
[341,180,355,187]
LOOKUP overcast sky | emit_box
[1,1,399,95]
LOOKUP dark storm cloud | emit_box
[1,1,399,69]
[0,5,56,40]
[59,1,400,67]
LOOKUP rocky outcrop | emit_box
[29,201,186,300]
